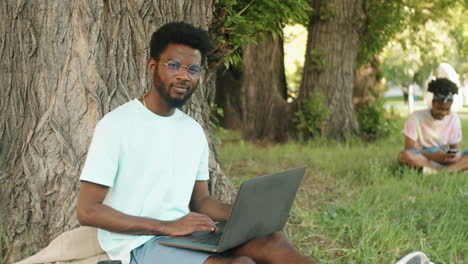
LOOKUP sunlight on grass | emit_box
[215,118,468,263]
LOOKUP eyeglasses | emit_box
[162,59,202,80]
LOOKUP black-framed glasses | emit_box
[163,59,202,80]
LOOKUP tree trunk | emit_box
[300,0,366,139]
[240,32,293,141]
[215,66,243,129]
[352,60,383,107]
[0,1,234,263]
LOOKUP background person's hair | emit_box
[428,78,458,100]
[150,22,213,65]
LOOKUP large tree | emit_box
[215,67,243,129]
[0,1,233,263]
[240,33,293,141]
[214,0,309,141]
[216,32,293,141]
[300,0,366,139]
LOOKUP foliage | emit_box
[216,118,468,263]
[285,60,304,96]
[358,0,407,65]
[214,0,310,67]
[294,92,330,139]
[380,13,467,88]
[357,99,398,139]
[359,0,466,66]
[209,102,224,145]
[283,24,307,93]
[306,48,329,72]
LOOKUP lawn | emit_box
[215,118,468,263]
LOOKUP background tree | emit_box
[299,0,466,139]
[300,0,366,139]
[352,59,383,107]
[215,0,309,141]
[0,1,233,263]
[240,32,291,141]
[380,4,467,88]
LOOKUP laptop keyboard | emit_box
[191,222,225,246]
[192,233,222,245]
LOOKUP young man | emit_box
[398,78,468,173]
[77,22,317,264]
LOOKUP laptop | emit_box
[158,166,306,253]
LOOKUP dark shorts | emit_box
[130,237,217,264]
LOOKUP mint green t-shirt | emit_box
[79,99,210,264]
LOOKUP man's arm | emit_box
[190,180,232,222]
[403,136,454,163]
[77,181,217,236]
[445,143,462,163]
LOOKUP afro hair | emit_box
[150,22,213,65]
[428,78,458,95]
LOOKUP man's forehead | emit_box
[160,43,202,63]
[433,101,452,108]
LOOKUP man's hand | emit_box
[162,212,217,237]
[425,151,451,163]
[442,152,461,164]
[425,151,460,164]
[190,181,232,222]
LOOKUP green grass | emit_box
[384,96,405,102]
[215,119,468,264]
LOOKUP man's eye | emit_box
[188,66,201,74]
[167,61,180,69]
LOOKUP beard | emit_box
[154,71,197,108]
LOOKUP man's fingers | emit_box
[181,213,216,229]
[195,224,216,232]
[187,212,216,226]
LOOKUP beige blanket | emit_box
[15,227,109,264]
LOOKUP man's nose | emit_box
[176,67,190,80]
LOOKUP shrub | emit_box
[357,99,397,139]
[294,92,330,139]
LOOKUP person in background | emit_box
[402,81,409,103]
[398,78,468,173]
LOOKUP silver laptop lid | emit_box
[217,166,306,252]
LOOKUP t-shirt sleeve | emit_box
[403,114,418,142]
[196,133,210,181]
[79,117,120,187]
[449,115,462,145]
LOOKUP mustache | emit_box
[171,82,190,89]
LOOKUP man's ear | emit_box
[147,57,158,74]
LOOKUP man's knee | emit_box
[398,150,410,163]
[265,231,289,243]
[260,231,293,251]
[398,149,421,164]
[205,256,255,264]
[231,256,255,264]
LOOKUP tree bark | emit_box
[240,32,293,141]
[352,60,383,107]
[300,0,366,139]
[215,66,243,129]
[0,1,234,263]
